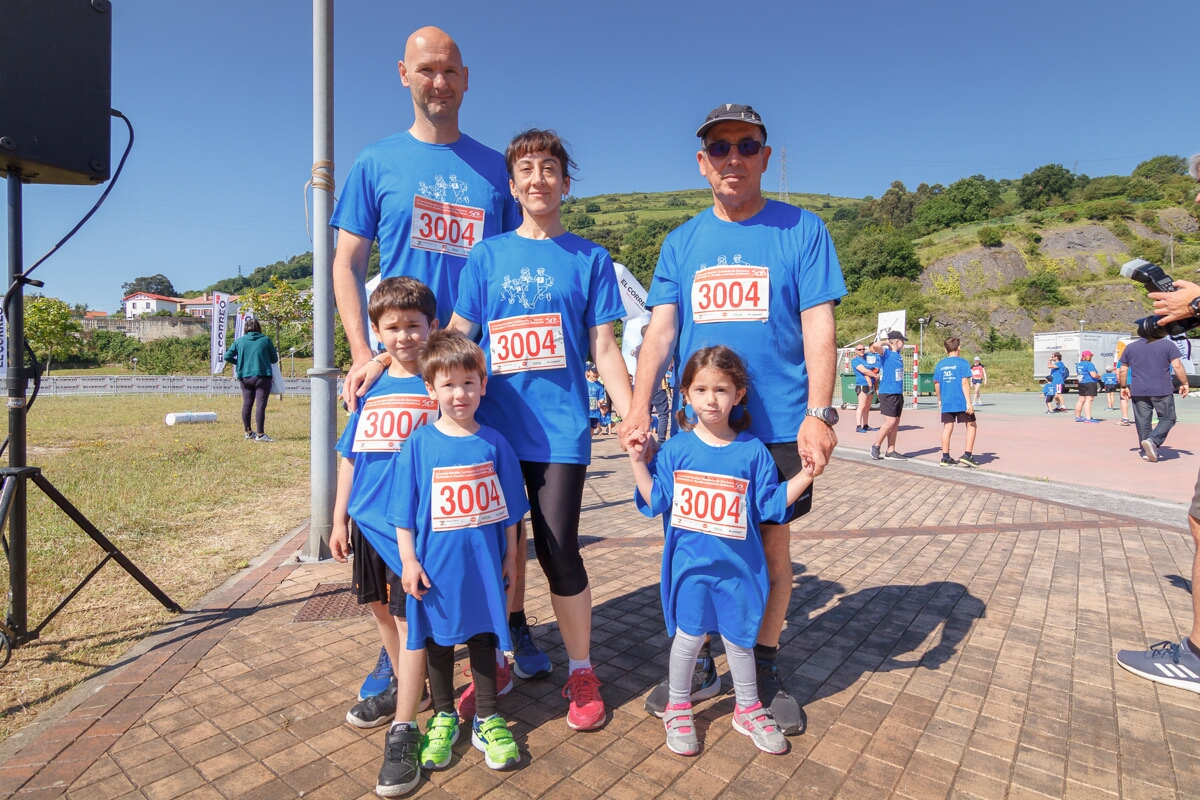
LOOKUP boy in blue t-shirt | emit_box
[388,330,529,774]
[1040,378,1057,413]
[329,277,440,795]
[933,336,978,467]
[586,367,606,435]
[1102,365,1119,411]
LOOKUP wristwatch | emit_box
[1189,295,1200,318]
[805,406,839,426]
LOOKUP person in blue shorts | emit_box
[329,278,439,796]
[389,330,529,774]
[621,103,847,736]
[331,26,524,708]
[934,337,978,467]
[1102,365,1119,411]
[850,343,879,432]
[1074,350,1102,422]
[627,346,813,757]
[1040,378,1057,413]
[449,129,633,731]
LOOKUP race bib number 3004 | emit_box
[670,470,749,540]
[411,195,483,257]
[352,395,437,452]
[431,462,509,531]
[488,314,566,374]
[691,266,769,323]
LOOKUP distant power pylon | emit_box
[778,145,789,204]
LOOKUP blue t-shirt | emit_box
[455,232,626,464]
[1101,372,1118,387]
[331,132,522,325]
[851,356,871,387]
[635,431,791,648]
[587,380,606,419]
[335,374,438,571]
[935,356,972,413]
[878,348,905,394]
[386,424,530,651]
[1042,383,1057,399]
[1050,362,1069,384]
[646,201,847,444]
[1076,360,1100,383]
[1119,338,1178,396]
[598,411,612,426]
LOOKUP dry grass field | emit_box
[0,393,331,743]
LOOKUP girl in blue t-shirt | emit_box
[627,346,812,758]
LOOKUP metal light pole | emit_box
[289,347,296,378]
[918,317,926,356]
[305,0,335,560]
[132,357,137,375]
[1079,319,1085,333]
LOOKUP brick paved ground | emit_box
[3,436,1200,798]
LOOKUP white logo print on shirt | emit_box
[501,268,555,310]
[418,174,470,204]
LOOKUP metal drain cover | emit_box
[294,581,372,621]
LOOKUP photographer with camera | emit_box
[1115,153,1200,692]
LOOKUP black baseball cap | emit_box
[886,330,908,342]
[696,104,768,140]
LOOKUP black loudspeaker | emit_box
[0,0,112,185]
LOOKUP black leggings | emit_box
[521,461,589,597]
[239,375,271,435]
[426,633,497,720]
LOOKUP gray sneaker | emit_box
[645,652,720,718]
[883,450,908,461]
[663,704,699,756]
[1141,439,1159,462]
[870,444,881,460]
[732,702,787,754]
[1116,639,1200,693]
[255,433,276,443]
[346,677,397,728]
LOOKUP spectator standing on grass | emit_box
[1074,350,1102,423]
[224,317,278,443]
[934,337,978,468]
[1117,154,1200,689]
[970,357,987,406]
[1048,352,1070,412]
[1117,334,1188,462]
[870,331,909,461]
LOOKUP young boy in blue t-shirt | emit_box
[586,367,605,435]
[329,277,440,797]
[389,330,530,776]
[934,336,978,467]
[1040,378,1057,413]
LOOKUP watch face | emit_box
[823,407,840,425]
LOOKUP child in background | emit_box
[934,337,978,467]
[1102,366,1119,411]
[329,277,439,798]
[1040,378,1057,414]
[597,398,613,435]
[970,357,988,406]
[389,330,530,774]
[626,346,812,757]
[586,367,605,436]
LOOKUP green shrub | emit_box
[584,202,601,213]
[1080,199,1134,220]
[1110,220,1132,238]
[1013,270,1067,309]
[978,226,1004,247]
[1138,209,1157,224]
[841,230,922,290]
[1129,237,1168,265]
[137,335,211,374]
[981,326,1025,352]
[1059,209,1078,222]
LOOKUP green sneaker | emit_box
[419,712,459,770]
[471,714,519,770]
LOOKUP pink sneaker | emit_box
[456,657,513,721]
[563,667,606,730]
[663,702,698,756]
[732,701,787,754]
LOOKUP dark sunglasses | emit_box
[704,139,763,159]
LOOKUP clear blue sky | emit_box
[7,0,1198,312]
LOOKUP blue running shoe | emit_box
[360,646,394,701]
[509,619,552,680]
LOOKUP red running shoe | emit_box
[563,667,606,730]
[457,657,513,722]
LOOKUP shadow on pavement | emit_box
[1166,574,1193,595]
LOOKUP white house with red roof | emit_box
[123,292,183,318]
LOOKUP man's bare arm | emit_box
[332,230,375,409]
[797,300,838,475]
[617,304,678,446]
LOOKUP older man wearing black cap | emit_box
[871,330,910,461]
[620,103,847,735]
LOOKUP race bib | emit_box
[352,394,437,453]
[411,195,483,257]
[488,314,566,374]
[670,470,749,540]
[431,462,509,531]
[895,368,903,382]
[691,266,769,323]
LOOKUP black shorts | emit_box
[765,442,813,524]
[351,521,405,618]
[1104,384,1117,393]
[855,385,874,396]
[1078,383,1099,397]
[879,393,904,418]
[941,411,977,424]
